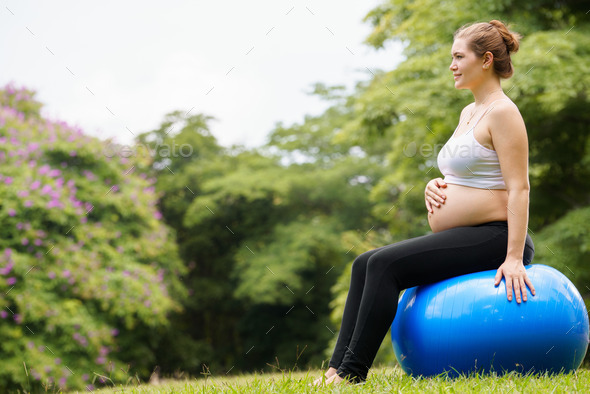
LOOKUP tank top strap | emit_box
[472,98,511,128]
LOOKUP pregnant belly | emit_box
[428,183,509,233]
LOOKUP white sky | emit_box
[0,0,403,148]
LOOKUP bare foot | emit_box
[312,367,337,386]
[324,373,345,385]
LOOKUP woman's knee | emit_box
[351,247,383,276]
[351,252,370,277]
[365,250,397,278]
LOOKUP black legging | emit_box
[329,220,535,382]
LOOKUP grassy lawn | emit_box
[91,366,590,393]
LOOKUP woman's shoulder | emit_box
[489,97,517,109]
[486,97,526,134]
[487,97,521,120]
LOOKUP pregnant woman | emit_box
[314,20,536,386]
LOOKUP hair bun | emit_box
[489,20,521,54]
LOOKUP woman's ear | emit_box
[483,51,494,70]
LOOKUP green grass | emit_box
[91,366,590,393]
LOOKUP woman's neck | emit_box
[471,80,503,105]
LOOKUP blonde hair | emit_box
[454,20,522,79]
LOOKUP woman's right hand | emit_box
[425,178,447,213]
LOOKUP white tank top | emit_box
[437,100,508,190]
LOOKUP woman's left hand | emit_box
[494,257,536,303]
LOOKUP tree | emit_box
[0,84,186,391]
[136,79,391,373]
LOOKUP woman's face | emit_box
[449,38,484,90]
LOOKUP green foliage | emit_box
[233,218,341,305]
[136,88,390,373]
[363,0,588,54]
[0,84,186,391]
[512,29,590,226]
[533,206,590,314]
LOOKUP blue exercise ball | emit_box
[391,264,589,377]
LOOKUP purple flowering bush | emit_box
[0,84,186,391]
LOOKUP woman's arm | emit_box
[488,100,536,302]
[506,189,529,261]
